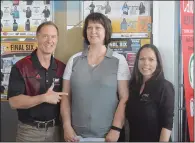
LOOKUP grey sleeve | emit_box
[63,52,82,80]
[113,52,130,80]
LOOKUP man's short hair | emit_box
[36,21,59,36]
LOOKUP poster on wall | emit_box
[83,1,152,38]
[109,38,150,53]
[109,38,150,72]
[180,0,194,142]
[1,42,37,100]
[1,0,53,37]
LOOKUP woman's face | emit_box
[138,48,157,80]
[87,21,105,45]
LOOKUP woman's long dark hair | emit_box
[129,44,164,91]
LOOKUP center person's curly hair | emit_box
[83,12,112,46]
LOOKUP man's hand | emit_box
[105,129,120,142]
[43,86,68,104]
[63,125,79,142]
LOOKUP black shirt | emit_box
[8,50,65,122]
[126,75,175,142]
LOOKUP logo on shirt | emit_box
[53,78,60,85]
[36,74,41,79]
[140,94,150,102]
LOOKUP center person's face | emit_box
[87,21,105,45]
[36,25,58,55]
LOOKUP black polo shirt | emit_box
[126,75,175,142]
[8,50,65,122]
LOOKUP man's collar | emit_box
[31,49,57,70]
[81,46,113,58]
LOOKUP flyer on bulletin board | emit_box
[1,0,53,37]
[83,1,152,38]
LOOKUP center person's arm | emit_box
[105,53,130,142]
[112,80,129,128]
[111,54,130,129]
[105,80,129,142]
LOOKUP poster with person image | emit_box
[84,0,112,15]
[1,41,37,100]
[83,1,151,38]
[1,0,53,37]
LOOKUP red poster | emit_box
[126,52,136,66]
[180,0,194,141]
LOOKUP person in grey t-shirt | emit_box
[61,12,130,142]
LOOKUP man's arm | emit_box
[8,65,65,109]
[9,94,45,109]
[9,88,65,109]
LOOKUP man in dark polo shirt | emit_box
[7,21,67,142]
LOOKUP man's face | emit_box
[36,25,58,55]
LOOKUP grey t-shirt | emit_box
[63,48,130,138]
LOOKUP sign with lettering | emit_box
[1,41,37,100]
[180,0,194,141]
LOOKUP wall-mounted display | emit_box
[83,1,151,38]
[1,41,37,100]
[1,0,53,37]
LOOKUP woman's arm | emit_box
[112,80,129,128]
[159,81,175,141]
[105,80,129,142]
[159,128,172,142]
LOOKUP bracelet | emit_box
[111,126,122,132]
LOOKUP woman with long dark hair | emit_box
[126,44,175,142]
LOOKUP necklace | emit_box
[88,46,106,67]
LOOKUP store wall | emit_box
[0,102,17,141]
[54,1,83,64]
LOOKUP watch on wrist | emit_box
[111,126,122,132]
